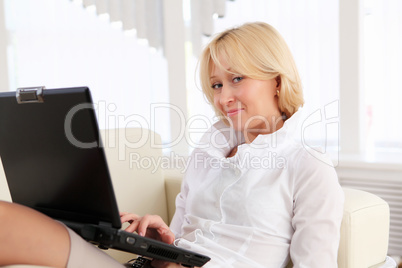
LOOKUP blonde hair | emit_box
[200,22,304,119]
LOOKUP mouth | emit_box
[226,108,244,117]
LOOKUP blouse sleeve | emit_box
[290,150,344,268]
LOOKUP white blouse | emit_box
[170,110,344,268]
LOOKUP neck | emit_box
[243,115,285,144]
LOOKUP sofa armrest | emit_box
[338,188,390,268]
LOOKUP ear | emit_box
[275,76,281,89]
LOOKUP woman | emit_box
[124,22,344,268]
[0,22,344,268]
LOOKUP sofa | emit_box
[0,128,396,268]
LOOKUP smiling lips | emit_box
[226,108,244,117]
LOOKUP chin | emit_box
[224,119,242,131]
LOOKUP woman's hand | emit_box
[120,213,198,268]
[120,212,175,245]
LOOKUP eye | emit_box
[211,83,222,90]
[233,76,243,83]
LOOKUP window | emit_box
[363,0,402,154]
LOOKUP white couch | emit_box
[0,128,395,268]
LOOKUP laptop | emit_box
[0,86,210,267]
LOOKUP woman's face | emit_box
[211,59,283,143]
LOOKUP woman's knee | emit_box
[0,201,4,222]
[0,201,27,235]
[0,200,71,266]
[0,201,28,221]
[0,201,15,242]
[0,200,12,220]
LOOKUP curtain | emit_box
[83,0,164,50]
[4,0,170,141]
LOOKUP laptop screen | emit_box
[0,87,121,228]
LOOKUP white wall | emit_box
[162,0,189,156]
[339,0,364,154]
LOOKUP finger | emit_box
[119,211,128,217]
[158,228,175,245]
[137,214,153,237]
[120,214,142,233]
[138,215,174,244]
[120,212,131,224]
[120,213,140,224]
[137,215,168,236]
[124,221,141,233]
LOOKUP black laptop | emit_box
[0,86,210,267]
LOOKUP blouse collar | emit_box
[196,109,304,158]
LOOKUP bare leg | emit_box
[0,201,70,267]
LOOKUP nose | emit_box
[219,85,235,107]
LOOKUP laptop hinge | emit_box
[16,86,45,104]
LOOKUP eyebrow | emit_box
[210,68,233,80]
